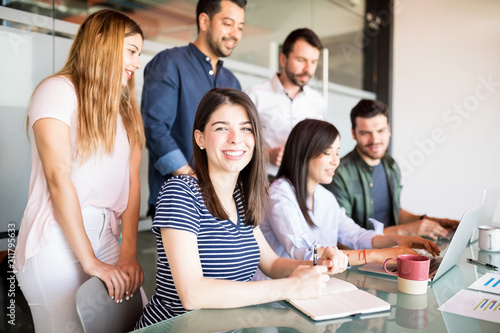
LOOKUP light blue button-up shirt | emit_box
[260,178,381,261]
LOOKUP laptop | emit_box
[358,203,485,283]
[470,188,500,243]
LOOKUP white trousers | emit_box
[16,206,120,333]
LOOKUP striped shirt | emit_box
[135,175,261,328]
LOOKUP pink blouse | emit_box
[15,76,130,272]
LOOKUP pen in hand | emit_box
[313,245,318,266]
[467,258,499,270]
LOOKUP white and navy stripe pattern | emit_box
[135,175,261,328]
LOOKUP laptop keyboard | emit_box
[429,257,443,273]
[409,250,443,275]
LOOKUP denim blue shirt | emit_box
[142,43,241,206]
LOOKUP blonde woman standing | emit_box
[15,10,145,332]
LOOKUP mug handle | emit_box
[383,258,398,275]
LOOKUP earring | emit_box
[199,146,204,150]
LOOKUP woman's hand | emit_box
[85,259,131,303]
[115,255,144,299]
[287,265,330,300]
[370,246,420,264]
[319,246,348,275]
[373,235,441,257]
[394,236,441,256]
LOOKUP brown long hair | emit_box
[276,119,339,227]
[29,9,145,159]
[192,88,268,227]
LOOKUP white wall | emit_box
[393,0,500,219]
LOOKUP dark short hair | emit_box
[277,119,339,227]
[192,88,268,226]
[350,99,390,130]
[196,0,247,33]
[281,28,323,57]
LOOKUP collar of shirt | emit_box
[187,43,223,75]
[271,73,312,101]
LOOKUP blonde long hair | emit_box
[30,9,145,159]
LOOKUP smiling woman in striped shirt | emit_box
[135,88,348,328]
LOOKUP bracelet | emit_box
[358,249,367,264]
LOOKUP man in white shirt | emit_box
[245,28,327,178]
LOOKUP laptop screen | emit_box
[358,204,485,283]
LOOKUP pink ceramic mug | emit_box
[384,254,430,294]
[383,254,430,280]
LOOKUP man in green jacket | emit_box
[325,99,459,240]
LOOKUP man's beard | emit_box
[285,68,312,88]
[206,28,236,58]
[358,143,386,161]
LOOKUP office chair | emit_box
[75,277,143,333]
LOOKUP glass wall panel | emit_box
[2,0,366,88]
[0,9,61,249]
[0,0,373,239]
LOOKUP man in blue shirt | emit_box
[142,0,246,217]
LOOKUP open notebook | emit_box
[287,277,390,321]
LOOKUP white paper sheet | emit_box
[438,289,500,323]
[468,272,500,295]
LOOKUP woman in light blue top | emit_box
[259,119,440,270]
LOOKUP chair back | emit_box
[75,277,143,333]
